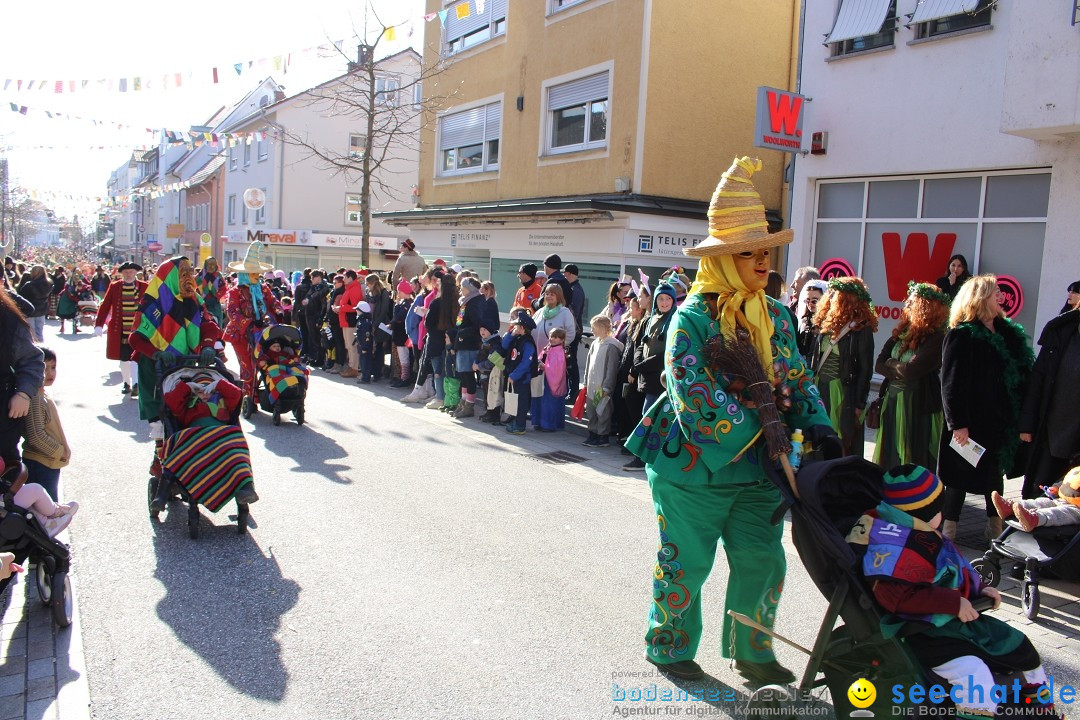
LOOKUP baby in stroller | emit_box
[848,465,1060,718]
[0,457,79,537]
[992,464,1080,532]
[253,325,308,425]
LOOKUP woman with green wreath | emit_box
[872,282,949,471]
[938,274,1033,541]
[626,157,836,685]
[808,276,877,458]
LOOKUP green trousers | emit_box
[136,355,162,422]
[646,472,786,665]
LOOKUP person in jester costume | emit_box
[625,157,838,684]
[224,243,283,414]
[126,256,226,511]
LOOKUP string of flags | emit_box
[2,2,489,94]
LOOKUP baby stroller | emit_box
[77,292,98,328]
[731,453,1000,718]
[0,462,74,627]
[149,356,255,538]
[250,325,308,426]
[971,506,1080,620]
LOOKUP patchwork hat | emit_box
[882,464,944,522]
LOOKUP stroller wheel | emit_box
[51,572,73,628]
[970,558,1000,588]
[35,558,55,605]
[294,406,304,425]
[272,409,281,426]
[242,396,254,419]
[1022,581,1041,620]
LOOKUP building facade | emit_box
[378,0,799,317]
[219,51,422,275]
[788,0,1080,351]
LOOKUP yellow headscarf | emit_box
[688,254,775,379]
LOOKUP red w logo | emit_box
[881,232,957,301]
[767,90,803,136]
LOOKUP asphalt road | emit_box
[42,323,1079,720]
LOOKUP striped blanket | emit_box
[264,364,308,405]
[161,425,254,512]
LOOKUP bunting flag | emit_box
[384,26,396,42]
[424,12,437,21]
[438,9,448,24]
[477,0,485,12]
[456,2,471,19]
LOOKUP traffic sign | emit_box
[147,241,163,252]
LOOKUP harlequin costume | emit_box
[224,243,282,410]
[56,272,90,333]
[94,262,147,397]
[127,257,221,486]
[625,157,835,684]
[196,259,226,326]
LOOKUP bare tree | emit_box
[273,21,458,267]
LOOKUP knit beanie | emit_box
[396,278,413,295]
[460,278,480,294]
[518,263,537,279]
[881,464,944,523]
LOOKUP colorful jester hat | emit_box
[133,256,206,357]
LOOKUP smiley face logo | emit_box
[848,678,876,709]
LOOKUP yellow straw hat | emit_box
[228,241,275,273]
[685,156,794,257]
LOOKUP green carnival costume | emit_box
[625,158,834,673]
[873,331,945,470]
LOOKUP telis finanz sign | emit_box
[754,86,807,153]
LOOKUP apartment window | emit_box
[228,195,237,224]
[912,0,992,39]
[349,134,367,160]
[438,101,501,176]
[413,82,422,106]
[255,189,266,224]
[444,0,507,56]
[258,137,268,162]
[229,148,237,171]
[550,0,589,13]
[375,76,400,106]
[242,204,249,225]
[345,194,362,224]
[827,0,897,57]
[243,142,251,166]
[546,71,608,154]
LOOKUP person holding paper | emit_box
[938,275,1034,541]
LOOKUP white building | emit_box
[218,50,422,274]
[788,0,1080,346]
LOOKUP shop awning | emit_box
[94,237,112,247]
[824,0,894,43]
[910,0,981,24]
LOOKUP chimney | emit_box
[273,89,285,103]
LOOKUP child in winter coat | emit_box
[849,465,1059,719]
[992,463,1080,532]
[475,317,505,424]
[355,301,376,384]
[21,347,71,501]
[582,315,624,447]
[501,311,538,435]
[391,279,414,388]
[531,327,567,432]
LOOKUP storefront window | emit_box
[984,174,1051,218]
[867,180,919,218]
[922,177,981,218]
[817,182,864,218]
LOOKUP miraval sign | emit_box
[754,86,806,153]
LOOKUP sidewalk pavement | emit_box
[0,551,93,720]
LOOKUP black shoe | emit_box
[734,659,795,686]
[581,433,598,446]
[622,458,646,471]
[234,484,260,505]
[122,383,130,395]
[584,435,610,447]
[150,476,172,513]
[130,384,139,399]
[645,654,704,680]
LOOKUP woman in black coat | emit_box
[1018,308,1080,498]
[938,275,1034,541]
[935,253,973,302]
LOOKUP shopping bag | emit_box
[530,373,545,396]
[570,388,586,420]
[443,376,461,409]
[503,377,519,416]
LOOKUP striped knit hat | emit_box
[882,464,944,522]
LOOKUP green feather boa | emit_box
[958,317,1034,472]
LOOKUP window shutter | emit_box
[489,0,507,20]
[444,3,490,41]
[440,106,487,149]
[824,0,894,43]
[548,72,609,111]
[910,0,980,23]
[485,102,502,140]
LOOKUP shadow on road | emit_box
[244,418,353,485]
[151,517,300,702]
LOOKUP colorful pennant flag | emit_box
[456,2,470,19]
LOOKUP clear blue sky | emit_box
[0,0,426,225]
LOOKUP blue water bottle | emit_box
[788,430,804,472]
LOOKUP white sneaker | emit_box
[417,386,435,401]
[401,388,423,403]
[424,397,443,409]
[43,501,79,537]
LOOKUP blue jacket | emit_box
[502,331,536,383]
[405,294,425,347]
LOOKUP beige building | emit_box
[379,0,799,315]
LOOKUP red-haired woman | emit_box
[873,282,950,469]
[809,277,878,457]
